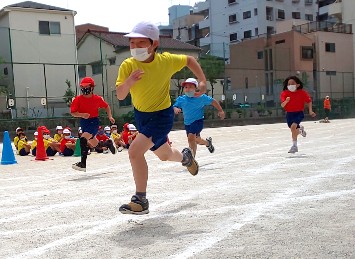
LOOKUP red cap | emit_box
[80,77,95,87]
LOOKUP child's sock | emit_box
[292,140,297,147]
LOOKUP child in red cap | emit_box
[70,77,115,171]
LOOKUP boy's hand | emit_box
[285,97,290,102]
[127,70,144,85]
[173,107,181,114]
[310,111,316,117]
[218,110,225,120]
[82,113,90,119]
[109,116,115,124]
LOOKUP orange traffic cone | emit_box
[35,126,48,161]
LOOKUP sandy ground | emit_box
[0,118,354,259]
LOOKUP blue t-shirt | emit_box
[173,94,213,125]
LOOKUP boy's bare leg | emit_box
[187,133,197,157]
[290,123,299,141]
[196,136,208,146]
[128,133,154,193]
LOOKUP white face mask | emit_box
[287,85,297,92]
[43,134,50,139]
[112,130,117,134]
[185,91,195,98]
[131,47,151,61]
[20,137,26,141]
[64,135,70,139]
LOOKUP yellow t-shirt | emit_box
[17,139,28,151]
[111,132,121,140]
[116,52,187,112]
[43,138,54,149]
[54,133,62,142]
[14,136,20,150]
[31,139,37,150]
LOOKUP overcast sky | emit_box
[0,0,199,32]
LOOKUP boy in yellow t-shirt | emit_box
[110,124,125,152]
[54,126,64,142]
[31,131,38,156]
[115,21,207,215]
[17,132,31,156]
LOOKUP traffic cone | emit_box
[35,126,48,161]
[1,131,17,165]
[73,138,81,157]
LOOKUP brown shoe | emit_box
[181,147,199,176]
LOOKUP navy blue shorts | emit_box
[19,148,30,156]
[286,111,304,128]
[46,147,57,156]
[80,117,100,136]
[134,106,174,151]
[62,147,74,156]
[185,119,203,136]
[31,147,36,156]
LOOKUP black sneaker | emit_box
[181,147,199,176]
[72,162,86,172]
[108,141,116,154]
[119,195,149,215]
[206,137,215,153]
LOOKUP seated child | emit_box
[127,124,139,146]
[31,131,38,156]
[95,126,116,154]
[60,128,76,156]
[42,128,60,156]
[14,127,26,151]
[54,126,64,142]
[110,124,125,151]
[17,132,31,156]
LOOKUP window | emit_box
[244,30,252,39]
[243,11,251,19]
[78,65,86,78]
[254,8,258,16]
[305,14,313,21]
[230,33,238,42]
[275,39,285,44]
[108,57,116,65]
[301,46,313,59]
[277,9,285,20]
[325,43,335,52]
[229,14,237,23]
[91,62,102,75]
[257,51,263,59]
[292,12,301,19]
[255,27,259,36]
[326,71,336,76]
[39,21,61,35]
[119,94,132,107]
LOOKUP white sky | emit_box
[0,0,200,32]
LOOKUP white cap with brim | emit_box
[124,21,159,41]
[63,129,71,134]
[182,78,198,88]
[128,124,137,131]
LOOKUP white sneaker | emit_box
[288,145,298,153]
[299,125,307,137]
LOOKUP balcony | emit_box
[319,0,342,20]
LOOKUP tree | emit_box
[199,55,225,97]
[63,79,75,106]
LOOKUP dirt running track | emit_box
[0,119,354,259]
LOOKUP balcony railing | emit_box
[293,21,352,34]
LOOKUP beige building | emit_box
[0,2,77,118]
[225,20,353,105]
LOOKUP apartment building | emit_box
[192,0,319,59]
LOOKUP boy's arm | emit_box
[211,99,225,119]
[104,105,115,124]
[116,69,144,100]
[307,101,316,117]
[186,56,207,94]
[281,97,290,108]
[71,111,90,119]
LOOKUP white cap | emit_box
[63,128,71,134]
[34,131,38,136]
[124,21,159,41]
[128,124,137,131]
[78,127,82,133]
[104,126,110,131]
[181,78,198,88]
[56,126,63,130]
[16,127,23,132]
[111,124,117,128]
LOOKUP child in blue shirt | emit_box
[173,78,225,157]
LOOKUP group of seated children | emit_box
[13,123,140,157]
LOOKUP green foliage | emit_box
[173,67,193,95]
[63,79,75,107]
[199,55,225,97]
